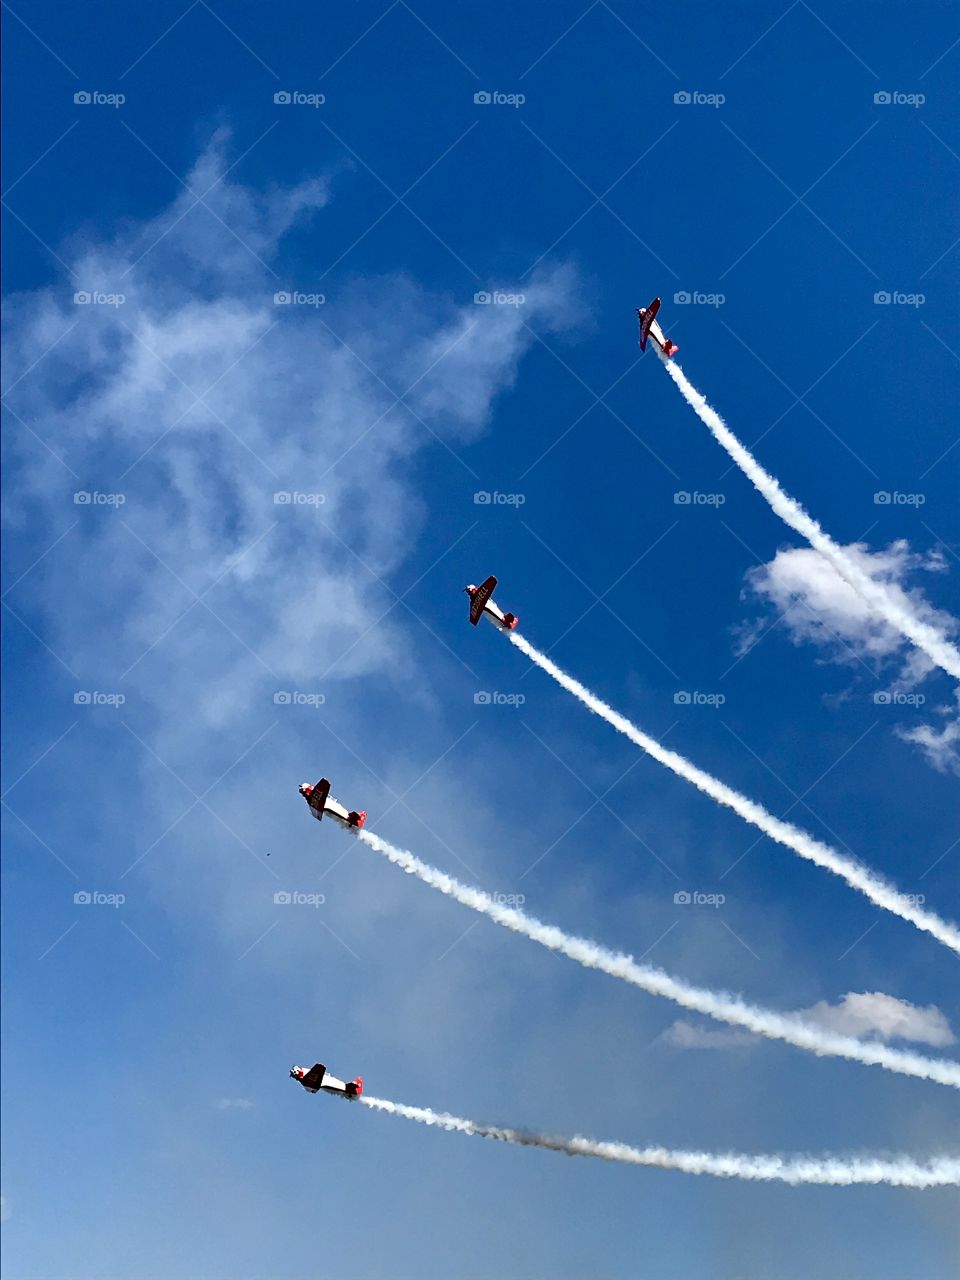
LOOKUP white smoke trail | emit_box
[356,829,960,1088]
[363,1100,960,1187]
[661,356,960,681]
[508,631,960,955]
[361,1095,960,1187]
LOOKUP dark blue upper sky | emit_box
[3,3,959,1278]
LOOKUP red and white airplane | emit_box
[464,575,518,631]
[299,778,366,829]
[290,1062,363,1099]
[637,297,678,358]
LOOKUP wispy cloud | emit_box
[3,132,579,747]
[662,991,955,1051]
[895,693,960,778]
[800,991,956,1048]
[660,1020,755,1049]
[739,541,955,682]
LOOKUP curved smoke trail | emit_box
[356,829,960,1088]
[662,356,960,681]
[360,1095,960,1187]
[507,631,960,955]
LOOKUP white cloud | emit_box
[738,541,960,774]
[895,692,960,778]
[662,991,955,1051]
[738,540,956,682]
[216,1097,254,1110]
[659,1019,755,1049]
[799,992,956,1048]
[3,132,580,740]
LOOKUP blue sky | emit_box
[2,2,959,1277]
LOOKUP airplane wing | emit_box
[308,778,331,820]
[470,575,497,625]
[638,297,661,351]
[300,1063,326,1092]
